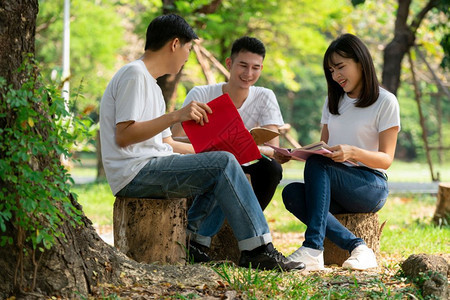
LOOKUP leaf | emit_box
[28,117,34,127]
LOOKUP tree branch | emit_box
[195,0,222,14]
[410,0,439,33]
[395,0,412,33]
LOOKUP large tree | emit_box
[0,1,216,298]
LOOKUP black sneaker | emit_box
[238,243,305,272]
[187,240,211,263]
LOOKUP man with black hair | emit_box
[100,15,304,272]
[173,36,285,211]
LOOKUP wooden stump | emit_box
[209,220,240,264]
[113,197,187,265]
[323,213,385,266]
[433,183,450,225]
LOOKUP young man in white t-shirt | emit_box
[99,14,304,272]
[172,37,285,211]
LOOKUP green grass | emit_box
[72,181,115,226]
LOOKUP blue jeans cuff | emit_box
[186,229,211,248]
[238,233,272,251]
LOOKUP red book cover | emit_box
[182,93,261,164]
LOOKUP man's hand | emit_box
[175,101,212,125]
[273,151,291,164]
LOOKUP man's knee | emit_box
[257,158,283,181]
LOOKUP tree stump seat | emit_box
[324,212,385,266]
[113,197,187,265]
[433,182,450,225]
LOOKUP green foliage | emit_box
[36,0,126,111]
[0,60,92,252]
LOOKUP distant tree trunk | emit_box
[382,0,439,95]
[157,72,183,111]
[96,131,106,180]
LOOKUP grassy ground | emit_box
[71,156,449,298]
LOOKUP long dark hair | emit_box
[323,34,379,115]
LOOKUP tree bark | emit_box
[0,1,38,88]
[113,197,187,264]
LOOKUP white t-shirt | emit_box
[182,83,284,129]
[100,60,173,195]
[321,87,400,172]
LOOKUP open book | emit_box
[265,141,331,161]
[250,127,280,145]
[182,93,261,164]
[266,141,358,165]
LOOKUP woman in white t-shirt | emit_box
[283,34,400,271]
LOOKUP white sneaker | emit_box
[287,246,324,271]
[342,245,377,270]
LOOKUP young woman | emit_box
[283,34,400,271]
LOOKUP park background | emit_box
[1,0,449,298]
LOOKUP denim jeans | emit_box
[282,155,388,253]
[116,151,272,251]
[242,157,283,210]
[192,157,282,243]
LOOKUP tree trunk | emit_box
[323,213,385,266]
[433,183,450,225]
[96,132,106,180]
[113,197,187,264]
[0,0,38,88]
[382,0,439,95]
[0,197,148,298]
[157,72,183,112]
[381,0,414,95]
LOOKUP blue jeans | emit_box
[116,151,272,251]
[282,155,388,253]
[192,157,282,243]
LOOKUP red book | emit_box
[182,93,261,164]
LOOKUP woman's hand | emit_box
[324,144,355,163]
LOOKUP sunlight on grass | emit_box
[72,181,115,226]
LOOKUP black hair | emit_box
[230,36,266,60]
[323,33,379,115]
[144,14,198,51]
